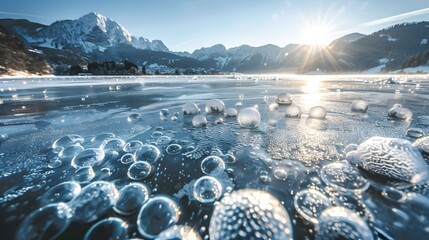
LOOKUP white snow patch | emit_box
[379,34,398,42]
[398,65,429,73]
[379,58,389,64]
[421,39,428,45]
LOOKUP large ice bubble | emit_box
[134,144,161,164]
[52,134,84,153]
[205,99,225,113]
[356,137,428,183]
[83,217,128,240]
[192,115,208,128]
[413,136,429,156]
[320,162,369,193]
[209,189,293,240]
[351,100,369,113]
[137,196,181,239]
[315,206,373,240]
[388,104,413,120]
[285,105,302,118]
[309,106,327,120]
[16,203,72,240]
[275,93,293,105]
[71,148,105,168]
[237,107,261,128]
[113,183,149,215]
[294,189,333,224]
[69,181,119,222]
[156,225,201,240]
[127,161,152,180]
[193,176,223,203]
[41,181,81,205]
[182,102,200,115]
[201,156,225,176]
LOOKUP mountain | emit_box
[329,33,366,45]
[0,25,51,75]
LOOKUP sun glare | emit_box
[303,24,331,46]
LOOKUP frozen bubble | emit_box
[113,183,149,215]
[234,101,243,108]
[71,148,105,168]
[0,133,9,142]
[156,136,172,145]
[268,119,277,127]
[120,153,135,164]
[91,133,115,144]
[294,189,333,224]
[137,196,181,239]
[273,168,288,181]
[344,143,358,153]
[48,159,62,168]
[58,144,84,159]
[205,99,225,113]
[128,161,152,180]
[99,138,126,153]
[151,131,163,139]
[160,108,170,118]
[237,107,261,128]
[381,187,406,202]
[69,181,119,222]
[275,93,293,105]
[388,105,413,120]
[209,189,293,240]
[351,100,368,113]
[127,113,141,123]
[320,162,369,193]
[414,136,429,156]
[52,134,84,153]
[73,166,96,183]
[285,105,301,118]
[315,206,373,240]
[263,95,269,104]
[134,144,161,163]
[357,137,428,183]
[345,151,359,165]
[192,115,208,128]
[16,203,72,240]
[166,144,182,155]
[416,116,429,126]
[182,102,200,115]
[41,181,81,205]
[395,89,401,95]
[214,117,224,124]
[193,176,223,203]
[309,106,327,120]
[239,93,244,101]
[83,217,128,240]
[223,153,236,163]
[407,128,425,138]
[156,225,201,240]
[225,108,238,117]
[201,156,225,176]
[123,140,143,153]
[269,102,279,110]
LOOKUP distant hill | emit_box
[1,12,429,75]
[0,25,51,75]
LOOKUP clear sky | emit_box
[1,0,429,52]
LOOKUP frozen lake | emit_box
[0,74,429,239]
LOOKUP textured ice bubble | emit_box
[320,162,369,193]
[407,128,425,138]
[182,102,200,115]
[285,105,302,118]
[137,196,181,239]
[160,108,170,118]
[156,136,172,145]
[414,136,429,156]
[73,166,96,183]
[315,206,373,240]
[416,116,429,126]
[201,156,225,176]
[16,203,72,240]
[237,107,261,128]
[209,189,293,240]
[351,100,369,113]
[41,181,81,205]
[156,225,201,240]
[309,106,327,120]
[123,140,143,153]
[128,161,152,180]
[113,183,149,215]
[99,138,126,153]
[215,117,224,124]
[48,159,62,169]
[275,93,293,105]
[83,217,128,240]
[91,133,115,144]
[134,144,161,163]
[69,181,119,223]
[192,115,208,128]
[356,137,428,183]
[205,99,225,113]
[193,176,223,203]
[388,104,413,120]
[120,153,135,164]
[127,113,141,123]
[225,108,238,117]
[52,134,84,153]
[71,148,105,168]
[58,144,84,159]
[269,102,279,110]
[166,144,182,155]
[294,189,333,224]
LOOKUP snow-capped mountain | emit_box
[3,12,168,53]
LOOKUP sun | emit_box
[302,23,332,46]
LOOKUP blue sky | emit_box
[1,0,429,52]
